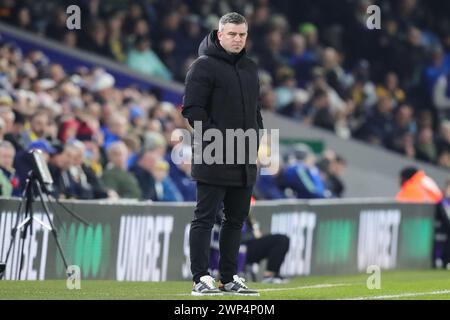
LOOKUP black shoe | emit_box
[191,275,223,296]
[219,275,260,296]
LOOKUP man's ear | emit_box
[217,31,222,41]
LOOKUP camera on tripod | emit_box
[30,148,54,193]
[0,148,88,280]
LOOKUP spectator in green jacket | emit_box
[101,141,140,199]
[126,36,172,81]
[0,140,17,197]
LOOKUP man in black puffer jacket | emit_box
[182,12,263,296]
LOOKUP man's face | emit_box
[31,114,48,137]
[217,23,248,54]
[51,149,71,170]
[110,147,128,170]
[139,151,158,172]
[0,147,15,170]
[69,146,84,166]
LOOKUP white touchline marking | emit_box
[258,283,353,292]
[344,290,450,300]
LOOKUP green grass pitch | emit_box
[1,270,450,300]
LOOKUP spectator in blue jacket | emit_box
[166,144,196,201]
[282,144,328,199]
[151,159,183,202]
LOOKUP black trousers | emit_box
[190,182,253,284]
[244,234,290,275]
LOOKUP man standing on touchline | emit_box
[182,12,264,296]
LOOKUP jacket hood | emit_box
[198,30,245,64]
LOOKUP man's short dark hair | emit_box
[400,167,418,186]
[219,12,247,31]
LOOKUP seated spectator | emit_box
[282,144,328,199]
[423,46,450,93]
[126,36,172,80]
[0,106,15,138]
[255,172,285,200]
[298,23,322,64]
[287,34,317,87]
[385,104,417,154]
[274,67,298,111]
[3,110,25,152]
[130,148,159,200]
[307,67,346,117]
[0,141,19,197]
[58,118,80,144]
[436,120,450,154]
[14,139,56,194]
[277,89,309,121]
[317,150,347,198]
[45,7,69,41]
[101,141,140,199]
[437,148,450,169]
[107,14,127,63]
[166,144,196,201]
[48,142,77,199]
[355,96,394,145]
[396,167,443,203]
[102,112,129,150]
[304,88,335,132]
[78,20,113,58]
[415,127,438,163]
[433,73,450,120]
[150,159,183,202]
[66,140,115,200]
[322,47,350,100]
[21,111,50,149]
[77,122,105,177]
[375,72,406,108]
[348,59,378,112]
[255,143,286,200]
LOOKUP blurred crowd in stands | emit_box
[0,39,346,201]
[1,0,450,201]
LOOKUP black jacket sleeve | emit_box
[257,80,264,130]
[83,165,109,199]
[182,58,216,130]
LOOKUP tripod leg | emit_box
[35,182,69,273]
[17,180,35,280]
[0,184,28,280]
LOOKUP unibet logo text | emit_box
[116,215,173,281]
[271,212,316,276]
[0,211,51,280]
[358,210,401,271]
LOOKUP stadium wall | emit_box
[0,198,435,281]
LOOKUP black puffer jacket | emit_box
[182,30,264,187]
